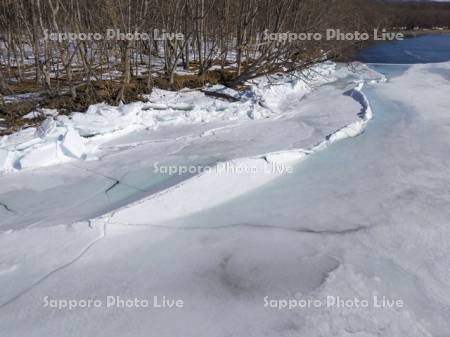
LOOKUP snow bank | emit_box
[0,61,342,175]
[248,61,337,113]
[64,102,154,137]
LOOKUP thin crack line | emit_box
[0,217,109,310]
[104,180,120,195]
[111,221,370,236]
[0,201,15,214]
[69,163,147,193]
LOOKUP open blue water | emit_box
[358,34,450,64]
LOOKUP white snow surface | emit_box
[5,60,450,337]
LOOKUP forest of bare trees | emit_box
[0,0,446,123]
[383,1,450,30]
[0,0,383,100]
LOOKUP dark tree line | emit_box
[1,0,446,114]
[382,1,450,29]
[0,1,384,97]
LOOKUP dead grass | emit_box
[155,69,236,90]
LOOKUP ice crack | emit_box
[112,222,369,236]
[0,201,15,214]
[0,218,109,310]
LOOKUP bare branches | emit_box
[0,0,394,103]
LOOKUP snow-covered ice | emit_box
[1,56,450,337]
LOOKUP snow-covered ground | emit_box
[1,55,450,337]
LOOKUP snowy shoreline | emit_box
[1,62,339,174]
[0,62,381,177]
